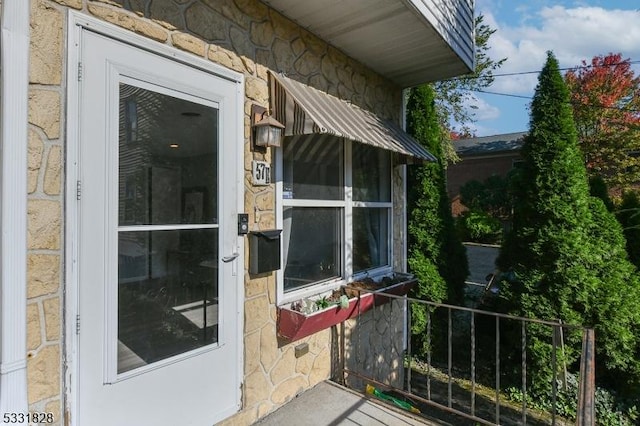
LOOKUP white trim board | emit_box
[0,0,30,416]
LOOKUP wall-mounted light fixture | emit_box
[251,104,285,150]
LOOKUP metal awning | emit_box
[269,72,436,161]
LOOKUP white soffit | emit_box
[261,0,475,87]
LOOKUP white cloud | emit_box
[478,6,640,95]
[450,95,502,136]
[470,123,500,138]
[467,95,501,120]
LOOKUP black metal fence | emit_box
[337,289,595,425]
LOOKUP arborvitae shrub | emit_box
[406,84,468,358]
[496,52,640,397]
[617,190,640,270]
[456,210,502,244]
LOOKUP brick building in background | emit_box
[447,132,526,216]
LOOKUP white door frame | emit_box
[65,12,245,425]
[0,0,30,415]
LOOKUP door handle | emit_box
[221,253,239,263]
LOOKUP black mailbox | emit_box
[249,230,282,275]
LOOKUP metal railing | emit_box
[337,288,596,425]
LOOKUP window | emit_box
[282,207,342,291]
[279,136,392,300]
[352,143,391,272]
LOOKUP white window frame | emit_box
[275,138,394,304]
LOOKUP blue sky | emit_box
[469,0,640,136]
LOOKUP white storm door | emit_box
[76,29,242,426]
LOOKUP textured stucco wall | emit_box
[27,1,406,424]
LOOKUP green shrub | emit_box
[617,190,640,269]
[506,373,638,425]
[460,174,512,219]
[497,52,640,397]
[589,175,614,211]
[457,210,502,243]
[406,84,468,358]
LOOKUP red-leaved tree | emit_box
[565,53,640,191]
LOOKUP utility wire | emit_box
[474,89,640,113]
[475,90,531,99]
[445,59,640,112]
[444,60,640,80]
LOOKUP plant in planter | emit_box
[292,292,350,314]
[316,294,350,310]
[278,272,417,342]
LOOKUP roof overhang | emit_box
[261,0,475,87]
[453,132,527,157]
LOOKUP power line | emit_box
[475,90,531,99]
[494,60,640,78]
[474,89,640,113]
[445,60,640,80]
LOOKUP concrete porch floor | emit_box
[255,381,438,426]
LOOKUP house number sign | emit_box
[252,160,271,186]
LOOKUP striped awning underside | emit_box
[269,72,435,162]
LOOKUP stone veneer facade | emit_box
[342,301,406,391]
[25,1,407,424]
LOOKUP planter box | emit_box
[277,273,416,342]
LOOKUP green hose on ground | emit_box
[365,384,421,414]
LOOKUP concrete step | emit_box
[255,381,437,426]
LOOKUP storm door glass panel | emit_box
[117,83,219,373]
[283,207,342,291]
[119,84,218,226]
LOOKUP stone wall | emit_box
[26,1,67,423]
[393,161,407,272]
[27,1,404,424]
[342,300,406,391]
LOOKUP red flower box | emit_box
[277,273,416,342]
